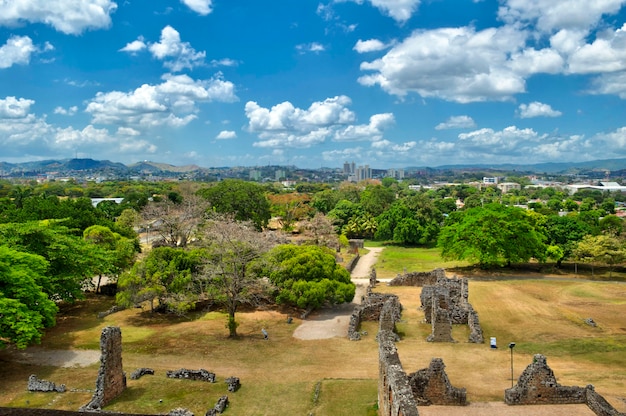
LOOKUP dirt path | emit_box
[292,247,384,340]
[3,347,100,367]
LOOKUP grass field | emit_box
[1,247,625,415]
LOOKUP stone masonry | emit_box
[505,354,625,416]
[81,326,126,411]
[377,298,419,416]
[420,274,484,344]
[388,268,446,287]
[27,375,66,393]
[408,358,467,406]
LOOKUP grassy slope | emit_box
[1,246,625,415]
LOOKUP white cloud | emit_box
[498,0,625,34]
[148,26,206,71]
[517,102,562,118]
[0,96,34,118]
[119,38,147,54]
[246,96,397,149]
[353,38,392,53]
[86,73,237,128]
[53,105,78,116]
[210,58,238,67]
[358,25,530,102]
[216,130,236,140]
[590,72,626,98]
[336,0,420,22]
[181,0,213,15]
[296,42,326,53]
[435,115,476,130]
[0,0,117,35]
[567,24,626,74]
[333,113,395,141]
[0,35,36,68]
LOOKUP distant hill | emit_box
[408,158,626,174]
[1,157,626,177]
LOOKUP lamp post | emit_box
[508,342,516,388]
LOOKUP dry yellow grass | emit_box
[0,277,625,415]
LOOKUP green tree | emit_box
[116,246,204,314]
[543,215,591,266]
[360,184,395,217]
[265,244,355,310]
[198,180,271,230]
[438,204,546,268]
[599,215,624,236]
[0,221,111,302]
[573,234,626,277]
[0,246,58,349]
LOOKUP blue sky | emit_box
[1,0,626,169]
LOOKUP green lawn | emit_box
[368,245,469,278]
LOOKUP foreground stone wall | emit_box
[377,298,419,416]
[408,358,467,406]
[81,326,126,411]
[505,354,624,416]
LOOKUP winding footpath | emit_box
[292,247,384,340]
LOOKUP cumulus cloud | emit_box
[498,0,625,34]
[0,96,34,118]
[53,106,78,116]
[216,130,236,139]
[353,38,392,53]
[119,38,147,54]
[0,35,36,68]
[567,23,626,74]
[333,113,395,141]
[590,72,626,98]
[358,25,530,102]
[435,115,476,130]
[517,102,562,118]
[148,26,206,71]
[181,0,213,15]
[336,0,420,22]
[0,0,117,35]
[86,73,237,128]
[245,96,393,149]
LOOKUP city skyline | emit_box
[1,1,626,169]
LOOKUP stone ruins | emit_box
[27,375,66,393]
[505,354,623,415]
[130,367,155,380]
[166,368,216,383]
[420,274,484,344]
[81,326,126,411]
[408,358,467,406]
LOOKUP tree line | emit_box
[1,176,624,348]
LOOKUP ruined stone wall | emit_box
[377,298,419,416]
[408,358,467,406]
[505,354,587,405]
[388,268,446,287]
[348,284,399,340]
[82,326,126,411]
[420,274,483,344]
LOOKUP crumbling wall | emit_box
[27,375,66,393]
[388,268,445,287]
[348,289,400,341]
[377,298,419,416]
[505,354,624,415]
[505,354,587,405]
[420,274,483,344]
[425,288,454,343]
[82,326,126,411]
[408,358,467,406]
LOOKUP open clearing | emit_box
[1,248,625,415]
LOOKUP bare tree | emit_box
[300,212,339,249]
[199,215,277,337]
[142,193,209,247]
